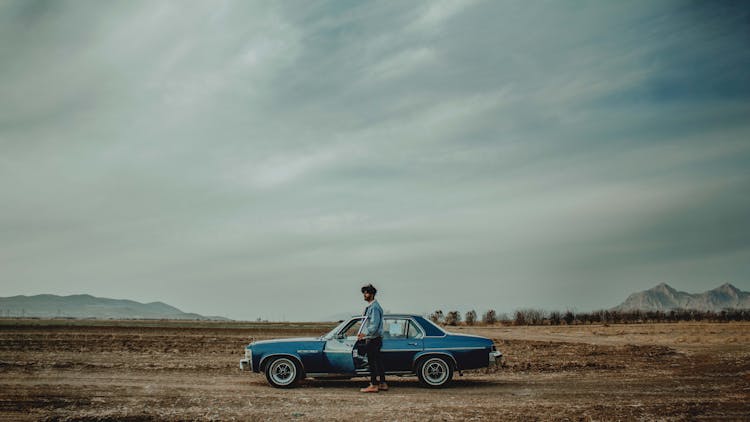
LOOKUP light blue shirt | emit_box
[362,300,384,338]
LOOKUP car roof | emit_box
[350,314,423,318]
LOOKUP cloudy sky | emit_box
[1,0,749,321]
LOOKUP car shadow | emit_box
[296,377,506,390]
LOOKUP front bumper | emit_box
[489,350,502,365]
[240,348,253,371]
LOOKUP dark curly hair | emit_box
[361,283,377,296]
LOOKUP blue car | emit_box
[239,314,502,388]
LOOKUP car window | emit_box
[384,319,408,339]
[407,320,424,339]
[341,319,363,338]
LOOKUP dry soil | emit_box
[1,320,748,421]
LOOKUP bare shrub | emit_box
[482,309,497,325]
[445,311,461,326]
[465,310,477,325]
[515,308,546,325]
[429,310,444,324]
[549,310,562,325]
[436,306,750,326]
[563,310,575,325]
[530,309,546,325]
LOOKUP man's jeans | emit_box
[363,336,385,385]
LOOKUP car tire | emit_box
[264,357,301,388]
[417,356,453,388]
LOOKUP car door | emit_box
[322,317,362,374]
[381,318,424,371]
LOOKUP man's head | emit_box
[361,283,377,302]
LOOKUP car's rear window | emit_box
[413,316,445,336]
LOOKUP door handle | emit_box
[408,342,418,346]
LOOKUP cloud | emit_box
[366,47,437,82]
[1,1,749,320]
[408,0,480,33]
[239,142,362,189]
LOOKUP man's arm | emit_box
[371,304,382,334]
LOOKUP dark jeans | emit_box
[363,336,385,385]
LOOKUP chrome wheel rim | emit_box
[422,358,449,385]
[269,358,296,385]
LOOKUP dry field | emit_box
[1,319,748,421]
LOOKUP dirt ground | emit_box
[1,320,748,421]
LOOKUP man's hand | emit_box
[357,333,365,340]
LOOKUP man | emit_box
[357,283,387,393]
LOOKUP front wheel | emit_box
[265,357,301,388]
[417,356,453,388]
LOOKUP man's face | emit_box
[363,291,373,302]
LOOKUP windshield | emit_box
[321,319,350,340]
[321,317,363,340]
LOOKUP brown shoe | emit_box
[379,383,388,391]
[360,384,379,393]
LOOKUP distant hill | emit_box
[613,283,750,312]
[0,294,229,320]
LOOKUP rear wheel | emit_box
[417,356,453,388]
[264,357,301,388]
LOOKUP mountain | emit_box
[613,283,750,312]
[0,294,229,320]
